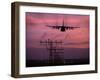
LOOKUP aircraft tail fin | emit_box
[62,19,64,26]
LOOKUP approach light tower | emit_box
[40,39,64,65]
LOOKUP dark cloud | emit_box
[64,41,89,45]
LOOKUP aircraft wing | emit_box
[65,26,80,30]
[46,25,60,29]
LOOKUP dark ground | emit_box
[26,58,89,67]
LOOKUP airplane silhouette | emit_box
[47,19,80,32]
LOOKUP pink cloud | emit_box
[26,12,89,49]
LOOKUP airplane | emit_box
[46,19,80,32]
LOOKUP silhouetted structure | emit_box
[40,39,64,65]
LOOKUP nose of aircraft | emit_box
[61,27,65,32]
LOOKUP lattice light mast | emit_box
[40,39,64,65]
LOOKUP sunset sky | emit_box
[26,12,90,60]
[26,12,89,49]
